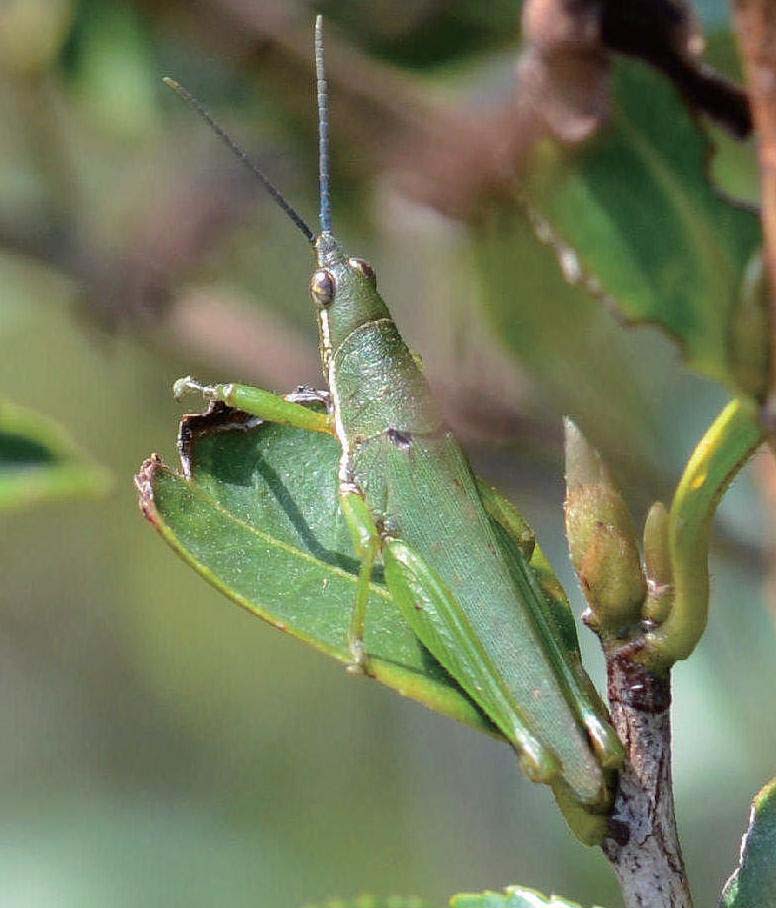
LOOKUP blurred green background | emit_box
[1,1,774,906]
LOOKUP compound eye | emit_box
[310,269,336,307]
[348,257,376,288]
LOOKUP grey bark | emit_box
[602,655,693,908]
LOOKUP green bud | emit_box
[564,418,646,635]
[642,501,674,624]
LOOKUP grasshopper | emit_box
[164,16,623,833]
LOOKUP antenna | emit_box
[163,77,315,245]
[315,15,332,235]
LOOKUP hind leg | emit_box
[382,537,559,785]
[339,488,381,673]
[478,479,624,769]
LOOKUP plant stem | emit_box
[579,401,764,905]
[602,659,692,908]
[644,399,763,667]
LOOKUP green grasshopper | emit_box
[164,16,623,835]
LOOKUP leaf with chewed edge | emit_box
[0,400,109,511]
[135,402,494,736]
[136,400,621,845]
[721,777,776,908]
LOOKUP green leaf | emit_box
[720,777,776,908]
[472,206,661,477]
[137,402,621,845]
[451,885,604,907]
[135,403,494,736]
[0,401,109,511]
[525,59,763,397]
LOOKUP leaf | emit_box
[720,777,776,908]
[137,401,621,845]
[472,206,661,480]
[0,401,109,511]
[451,885,604,908]
[135,403,494,737]
[525,58,764,397]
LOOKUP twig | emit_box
[565,420,694,905]
[602,658,693,908]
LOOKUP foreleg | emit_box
[174,376,334,434]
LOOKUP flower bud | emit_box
[564,418,646,635]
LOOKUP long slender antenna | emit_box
[314,15,332,236]
[163,77,315,245]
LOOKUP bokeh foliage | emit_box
[721,778,776,908]
[0,400,108,510]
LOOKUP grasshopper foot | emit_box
[584,714,625,769]
[173,376,219,402]
[346,639,368,675]
[285,385,331,406]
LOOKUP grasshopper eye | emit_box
[348,257,376,288]
[310,269,336,307]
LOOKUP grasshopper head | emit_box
[310,233,390,357]
[306,20,389,358]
